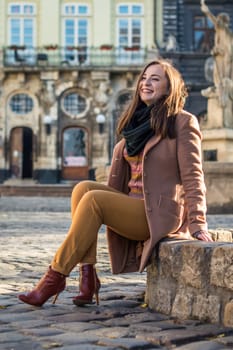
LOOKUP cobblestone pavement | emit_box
[0,196,233,350]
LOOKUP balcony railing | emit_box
[2,45,148,68]
[0,46,210,85]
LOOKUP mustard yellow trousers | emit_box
[51,181,149,276]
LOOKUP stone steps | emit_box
[0,184,74,197]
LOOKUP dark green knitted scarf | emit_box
[122,103,155,156]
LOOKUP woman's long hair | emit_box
[117,59,188,139]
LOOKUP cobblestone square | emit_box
[0,196,233,350]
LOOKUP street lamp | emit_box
[43,115,53,135]
[96,113,106,134]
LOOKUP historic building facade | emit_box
[0,0,157,183]
[0,0,232,183]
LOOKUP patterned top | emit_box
[123,147,143,199]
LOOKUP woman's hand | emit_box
[192,230,213,242]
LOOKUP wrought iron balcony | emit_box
[2,45,148,68]
[0,46,210,85]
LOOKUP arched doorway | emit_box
[61,126,89,180]
[10,127,33,179]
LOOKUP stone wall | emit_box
[145,231,233,327]
[204,162,233,213]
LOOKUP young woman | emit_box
[18,59,212,307]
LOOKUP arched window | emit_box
[63,92,87,117]
[10,93,34,114]
[63,127,87,167]
[117,91,132,108]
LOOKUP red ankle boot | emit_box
[18,267,66,307]
[73,264,101,306]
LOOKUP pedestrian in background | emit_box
[18,59,213,307]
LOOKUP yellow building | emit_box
[0,0,158,183]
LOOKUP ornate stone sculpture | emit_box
[200,1,233,161]
[94,81,112,106]
[201,0,233,108]
[40,80,56,114]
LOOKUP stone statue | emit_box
[201,0,233,109]
[201,0,233,85]
[95,81,112,106]
[165,34,178,52]
[40,80,56,114]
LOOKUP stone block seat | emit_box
[145,231,233,327]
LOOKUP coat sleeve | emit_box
[176,113,208,234]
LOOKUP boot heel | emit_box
[73,264,101,307]
[95,292,100,305]
[52,293,59,304]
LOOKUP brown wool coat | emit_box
[107,110,208,274]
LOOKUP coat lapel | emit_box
[143,134,162,155]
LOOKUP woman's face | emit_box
[139,64,169,106]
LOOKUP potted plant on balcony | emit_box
[124,46,140,51]
[44,44,58,50]
[8,45,26,50]
[100,44,113,50]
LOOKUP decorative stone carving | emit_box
[200,1,233,160]
[165,34,178,52]
[40,80,56,114]
[201,0,233,108]
[201,0,233,85]
[94,81,112,107]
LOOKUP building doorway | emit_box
[10,127,33,179]
[61,126,89,180]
